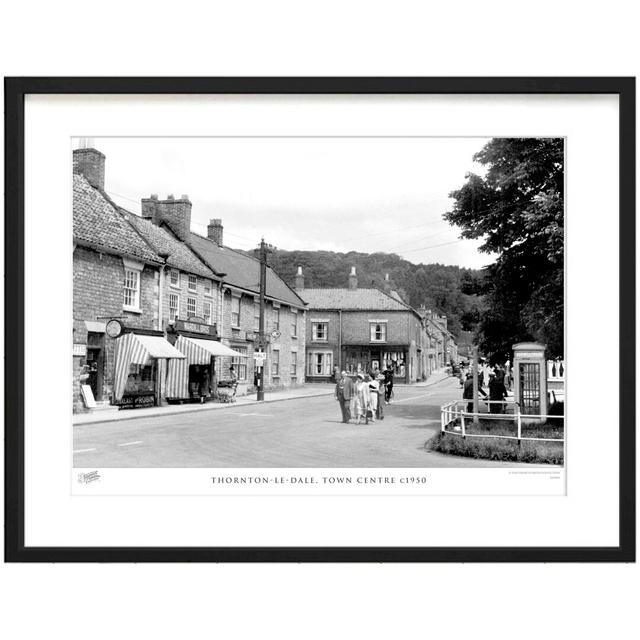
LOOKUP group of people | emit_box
[334,368,394,425]
[461,358,510,414]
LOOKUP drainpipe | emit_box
[156,256,169,407]
[338,309,343,371]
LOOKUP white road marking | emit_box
[117,441,143,447]
[73,448,97,453]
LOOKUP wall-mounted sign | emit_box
[175,319,217,337]
[73,343,87,357]
[105,319,123,338]
[515,352,544,360]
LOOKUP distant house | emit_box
[296,267,428,383]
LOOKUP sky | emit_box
[74,137,497,269]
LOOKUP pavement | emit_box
[73,368,453,426]
[72,372,530,468]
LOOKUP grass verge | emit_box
[427,431,564,465]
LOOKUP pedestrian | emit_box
[366,374,378,423]
[334,371,354,424]
[376,373,386,420]
[463,372,487,413]
[504,358,511,390]
[383,366,394,404]
[488,372,507,414]
[354,373,371,425]
[198,369,210,404]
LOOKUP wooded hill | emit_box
[262,249,484,339]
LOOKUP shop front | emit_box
[341,346,408,381]
[112,329,186,408]
[166,321,248,403]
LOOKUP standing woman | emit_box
[354,373,371,425]
[366,374,378,423]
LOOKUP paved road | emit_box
[73,377,521,468]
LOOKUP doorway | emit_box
[86,332,105,400]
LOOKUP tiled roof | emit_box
[299,288,419,315]
[187,232,306,308]
[121,210,218,279]
[73,174,161,263]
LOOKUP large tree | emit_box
[444,138,564,358]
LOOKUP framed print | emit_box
[4,77,635,562]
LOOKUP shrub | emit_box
[427,432,563,465]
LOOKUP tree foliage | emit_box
[444,138,564,358]
[261,249,484,339]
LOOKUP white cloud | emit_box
[79,136,496,268]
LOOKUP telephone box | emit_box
[512,342,547,422]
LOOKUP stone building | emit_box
[185,221,308,395]
[130,196,308,395]
[297,267,428,383]
[72,150,166,411]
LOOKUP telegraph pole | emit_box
[256,238,271,401]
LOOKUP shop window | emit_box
[168,293,180,320]
[232,346,248,381]
[370,322,387,342]
[124,362,155,394]
[307,351,332,376]
[312,322,328,341]
[187,297,197,317]
[169,269,180,288]
[203,300,213,325]
[123,269,140,310]
[188,274,198,292]
[231,296,241,327]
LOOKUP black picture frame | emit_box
[4,77,635,563]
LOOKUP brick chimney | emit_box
[348,266,358,290]
[295,266,304,290]
[383,273,391,293]
[141,193,192,240]
[207,218,223,245]
[73,147,105,190]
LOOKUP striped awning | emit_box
[184,337,249,358]
[113,333,185,401]
[165,336,248,400]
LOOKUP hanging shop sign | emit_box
[175,319,217,337]
[105,319,123,338]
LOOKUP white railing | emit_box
[547,359,565,381]
[440,400,564,444]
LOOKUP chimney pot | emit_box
[295,266,305,290]
[207,218,224,245]
[142,194,192,239]
[348,266,358,290]
[73,147,106,190]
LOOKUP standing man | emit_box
[383,365,394,404]
[463,373,488,413]
[335,371,354,424]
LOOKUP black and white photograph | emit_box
[72,135,565,474]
